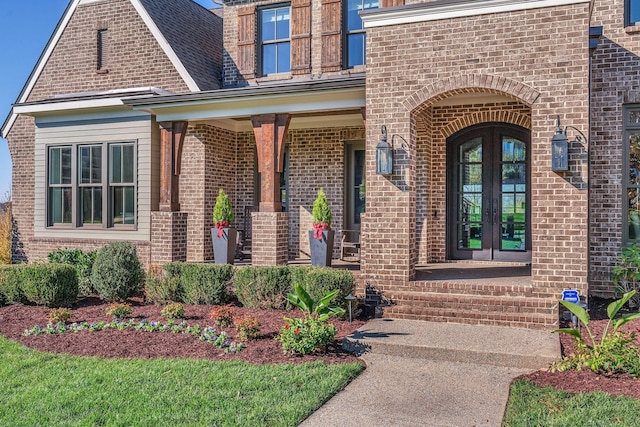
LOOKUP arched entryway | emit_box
[447,123,531,262]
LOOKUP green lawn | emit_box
[503,379,640,427]
[0,336,362,426]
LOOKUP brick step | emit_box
[399,281,547,297]
[383,305,555,329]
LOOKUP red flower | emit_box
[285,324,290,329]
[295,328,300,335]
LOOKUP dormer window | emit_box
[97,29,109,72]
[259,6,291,75]
[344,0,379,68]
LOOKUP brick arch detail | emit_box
[439,110,531,139]
[403,74,541,114]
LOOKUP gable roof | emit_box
[2,0,223,138]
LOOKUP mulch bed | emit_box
[519,296,640,399]
[0,297,366,365]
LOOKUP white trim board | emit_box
[361,0,590,28]
[2,0,199,138]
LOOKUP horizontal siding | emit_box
[34,113,154,242]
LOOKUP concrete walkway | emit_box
[300,319,560,427]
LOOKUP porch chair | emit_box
[340,229,361,262]
[237,205,258,259]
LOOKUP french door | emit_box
[447,124,531,262]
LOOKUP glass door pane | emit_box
[457,138,483,250]
[499,138,526,251]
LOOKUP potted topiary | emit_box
[211,189,236,264]
[308,188,334,267]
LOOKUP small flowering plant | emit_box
[105,303,132,320]
[209,305,236,327]
[213,189,234,238]
[311,188,332,240]
[49,308,73,325]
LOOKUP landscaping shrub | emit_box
[0,197,11,265]
[48,248,97,297]
[235,315,261,341]
[278,317,337,355]
[19,264,78,307]
[209,305,236,327]
[91,242,144,302]
[164,263,232,305]
[144,275,181,305]
[161,302,185,320]
[290,266,354,311]
[233,266,291,309]
[49,308,73,324]
[106,303,133,319]
[0,265,23,304]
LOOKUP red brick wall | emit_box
[252,212,289,265]
[589,0,640,296]
[363,4,590,299]
[150,212,188,264]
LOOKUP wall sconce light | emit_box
[376,125,409,176]
[551,115,587,172]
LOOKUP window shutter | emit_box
[237,6,256,79]
[381,0,404,6]
[321,0,342,72]
[291,0,311,75]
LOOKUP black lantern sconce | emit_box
[551,115,587,172]
[376,125,408,176]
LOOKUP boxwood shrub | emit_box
[144,275,182,305]
[48,248,97,297]
[18,264,78,307]
[0,265,26,304]
[91,242,144,302]
[164,263,232,305]
[233,266,292,309]
[290,266,354,311]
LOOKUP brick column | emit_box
[251,212,289,265]
[151,211,188,264]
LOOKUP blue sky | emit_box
[0,0,218,199]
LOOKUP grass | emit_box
[0,336,363,426]
[503,379,640,426]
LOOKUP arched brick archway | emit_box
[403,74,540,115]
[439,110,531,139]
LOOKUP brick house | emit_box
[3,0,639,328]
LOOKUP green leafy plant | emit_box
[49,308,73,324]
[235,315,261,341]
[278,317,337,356]
[0,265,25,304]
[552,291,640,376]
[144,275,181,305]
[48,248,97,297]
[106,303,133,319]
[209,305,236,327]
[613,244,640,307]
[287,283,345,321]
[161,302,185,320]
[91,242,144,302]
[233,266,291,309]
[19,264,78,307]
[290,266,354,311]
[311,188,332,239]
[213,188,234,230]
[164,263,232,305]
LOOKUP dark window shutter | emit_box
[381,0,404,7]
[321,0,342,72]
[237,6,256,79]
[291,0,311,75]
[97,29,108,71]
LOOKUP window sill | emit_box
[256,73,293,84]
[626,24,640,34]
[96,68,109,74]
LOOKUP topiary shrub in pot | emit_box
[309,188,334,267]
[91,242,144,302]
[211,189,237,264]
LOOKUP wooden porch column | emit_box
[251,114,291,212]
[159,121,187,212]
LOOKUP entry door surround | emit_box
[446,123,531,262]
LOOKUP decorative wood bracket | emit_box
[251,114,291,212]
[159,121,187,212]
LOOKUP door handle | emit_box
[493,208,497,224]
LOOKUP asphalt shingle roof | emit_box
[138,0,223,91]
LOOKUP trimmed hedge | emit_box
[48,248,97,297]
[0,265,26,305]
[290,266,354,311]
[233,266,291,309]
[164,263,232,305]
[1,264,78,307]
[91,242,144,302]
[144,275,181,305]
